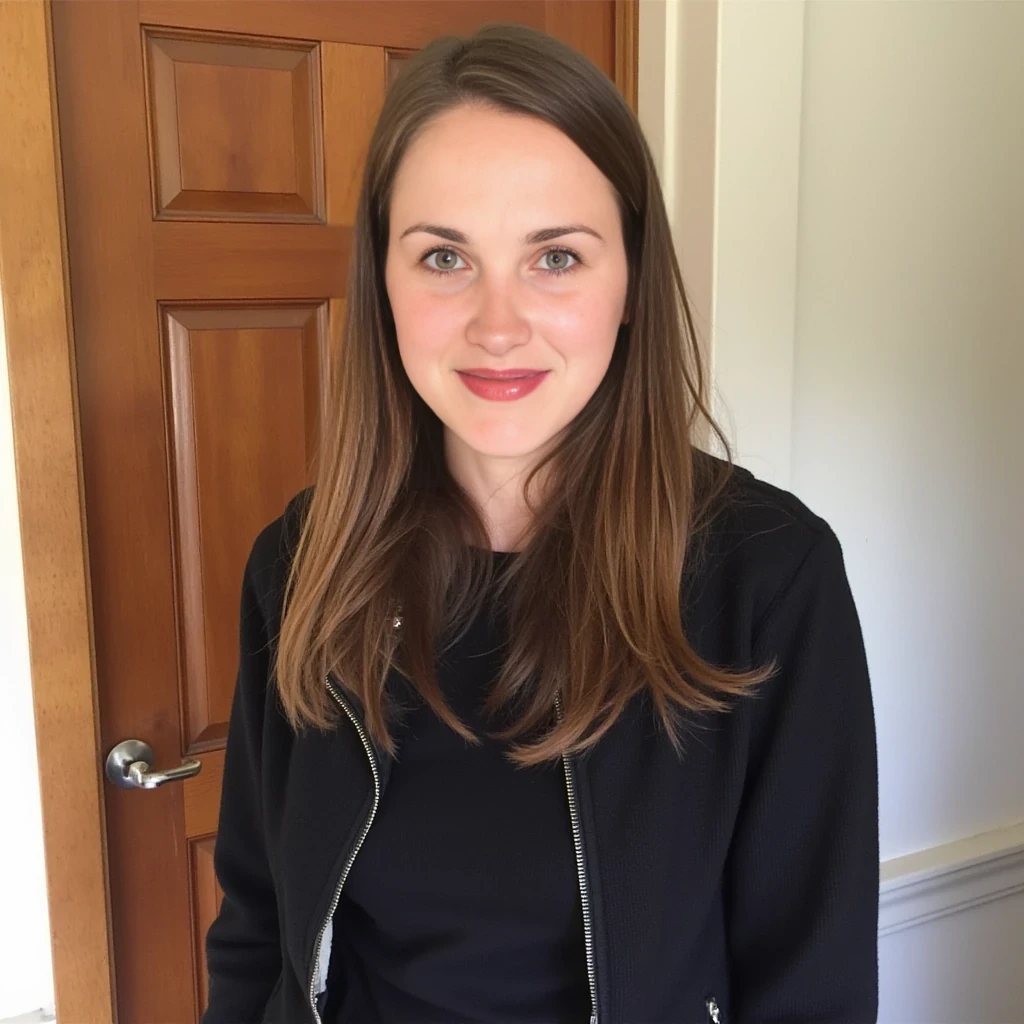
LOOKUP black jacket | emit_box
[202,456,880,1024]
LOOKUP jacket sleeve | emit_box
[725,528,880,1022]
[201,538,283,1024]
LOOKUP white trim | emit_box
[0,1009,56,1024]
[638,0,721,453]
[709,0,806,488]
[643,0,808,483]
[879,820,1024,937]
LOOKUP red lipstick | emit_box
[456,369,550,401]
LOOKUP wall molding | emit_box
[0,1008,56,1024]
[637,0,719,454]
[879,820,1024,937]
[705,0,806,489]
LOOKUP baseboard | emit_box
[879,819,1024,937]
[0,1009,56,1024]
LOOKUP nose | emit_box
[466,280,531,353]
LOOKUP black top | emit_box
[325,551,591,1023]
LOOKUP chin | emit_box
[470,437,547,459]
[456,422,553,460]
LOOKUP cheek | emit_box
[395,315,451,394]
[543,293,621,366]
[389,278,455,375]
[559,297,622,404]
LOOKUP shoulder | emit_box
[246,469,847,642]
[243,485,315,628]
[688,448,847,636]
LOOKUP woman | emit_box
[202,22,879,1024]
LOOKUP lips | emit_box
[456,369,550,401]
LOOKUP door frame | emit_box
[0,2,640,1020]
[0,0,116,1019]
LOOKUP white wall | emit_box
[658,0,1024,1019]
[791,0,1024,857]
[0,277,55,1016]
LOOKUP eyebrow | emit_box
[398,223,605,246]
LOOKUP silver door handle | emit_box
[105,739,202,790]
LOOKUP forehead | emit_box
[390,105,618,229]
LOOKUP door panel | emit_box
[165,302,326,752]
[50,1,626,1019]
[144,32,325,221]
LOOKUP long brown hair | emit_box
[274,22,776,767]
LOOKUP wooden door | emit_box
[48,1,631,1020]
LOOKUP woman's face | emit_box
[385,103,629,477]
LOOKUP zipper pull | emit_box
[706,995,722,1024]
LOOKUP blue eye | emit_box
[419,246,583,278]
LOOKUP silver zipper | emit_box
[706,995,722,1023]
[554,692,599,1024]
[308,676,382,1024]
